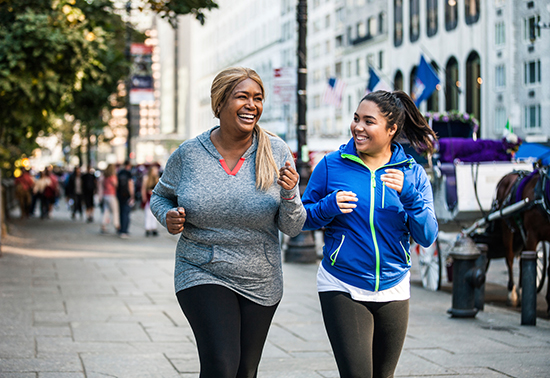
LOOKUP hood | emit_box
[196,126,259,160]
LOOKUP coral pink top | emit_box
[103,175,117,196]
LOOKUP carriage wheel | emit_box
[536,241,548,293]
[416,240,442,291]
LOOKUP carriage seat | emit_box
[435,138,515,212]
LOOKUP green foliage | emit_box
[139,0,218,27]
[0,0,104,170]
[0,0,218,177]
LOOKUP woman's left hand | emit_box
[277,161,299,190]
[381,168,404,194]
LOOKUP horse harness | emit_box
[497,166,550,246]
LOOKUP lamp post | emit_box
[125,0,132,161]
[285,0,317,263]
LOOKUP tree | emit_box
[0,0,219,176]
[0,0,107,175]
[140,0,218,27]
[65,0,134,168]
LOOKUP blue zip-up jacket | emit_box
[302,138,438,292]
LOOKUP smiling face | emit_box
[218,78,264,136]
[351,100,397,161]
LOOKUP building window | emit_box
[378,50,384,70]
[465,0,480,25]
[368,17,376,37]
[524,104,541,129]
[445,57,459,111]
[347,61,352,78]
[495,65,506,89]
[445,0,458,31]
[495,107,507,134]
[524,60,541,84]
[410,0,420,43]
[335,62,342,77]
[325,14,330,29]
[466,51,481,124]
[356,58,361,76]
[357,21,366,38]
[325,40,331,55]
[524,15,541,41]
[495,22,505,46]
[427,62,440,112]
[394,0,403,47]
[335,35,344,47]
[394,70,403,91]
[367,53,375,67]
[378,12,385,34]
[427,0,438,37]
[409,66,417,95]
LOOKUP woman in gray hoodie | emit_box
[150,67,306,378]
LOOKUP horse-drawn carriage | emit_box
[410,116,550,316]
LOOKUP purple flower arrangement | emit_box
[423,111,480,134]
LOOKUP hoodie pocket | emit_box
[399,239,411,266]
[177,236,214,266]
[327,234,346,266]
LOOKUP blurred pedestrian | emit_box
[141,165,159,236]
[302,90,439,378]
[116,160,134,239]
[66,167,83,220]
[150,67,306,377]
[99,164,119,234]
[34,171,52,219]
[14,168,34,218]
[82,166,97,222]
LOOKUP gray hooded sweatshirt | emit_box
[150,127,306,306]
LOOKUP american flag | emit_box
[322,77,346,108]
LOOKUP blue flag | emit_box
[366,66,391,93]
[412,55,440,106]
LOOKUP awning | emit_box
[515,142,550,165]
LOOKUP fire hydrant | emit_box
[447,236,486,318]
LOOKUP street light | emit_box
[285,0,317,264]
[125,0,133,161]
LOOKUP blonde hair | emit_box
[211,67,278,191]
[144,166,159,191]
[104,164,116,178]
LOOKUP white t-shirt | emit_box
[317,263,410,302]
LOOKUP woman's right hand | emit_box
[166,207,186,234]
[336,191,358,213]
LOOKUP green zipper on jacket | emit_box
[341,153,412,291]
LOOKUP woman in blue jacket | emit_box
[302,90,438,378]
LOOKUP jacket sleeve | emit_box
[301,157,342,230]
[150,148,182,229]
[399,165,438,247]
[277,149,307,237]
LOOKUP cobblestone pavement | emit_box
[1,204,549,377]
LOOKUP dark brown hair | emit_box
[361,90,437,154]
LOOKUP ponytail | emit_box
[393,91,436,154]
[254,124,279,191]
[361,90,437,155]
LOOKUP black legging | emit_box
[176,284,279,378]
[319,291,409,378]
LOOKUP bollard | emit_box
[521,251,537,326]
[448,251,485,318]
[474,247,488,311]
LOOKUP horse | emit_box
[488,164,550,316]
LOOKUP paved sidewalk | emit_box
[1,204,549,377]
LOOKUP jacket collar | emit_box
[339,137,414,168]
